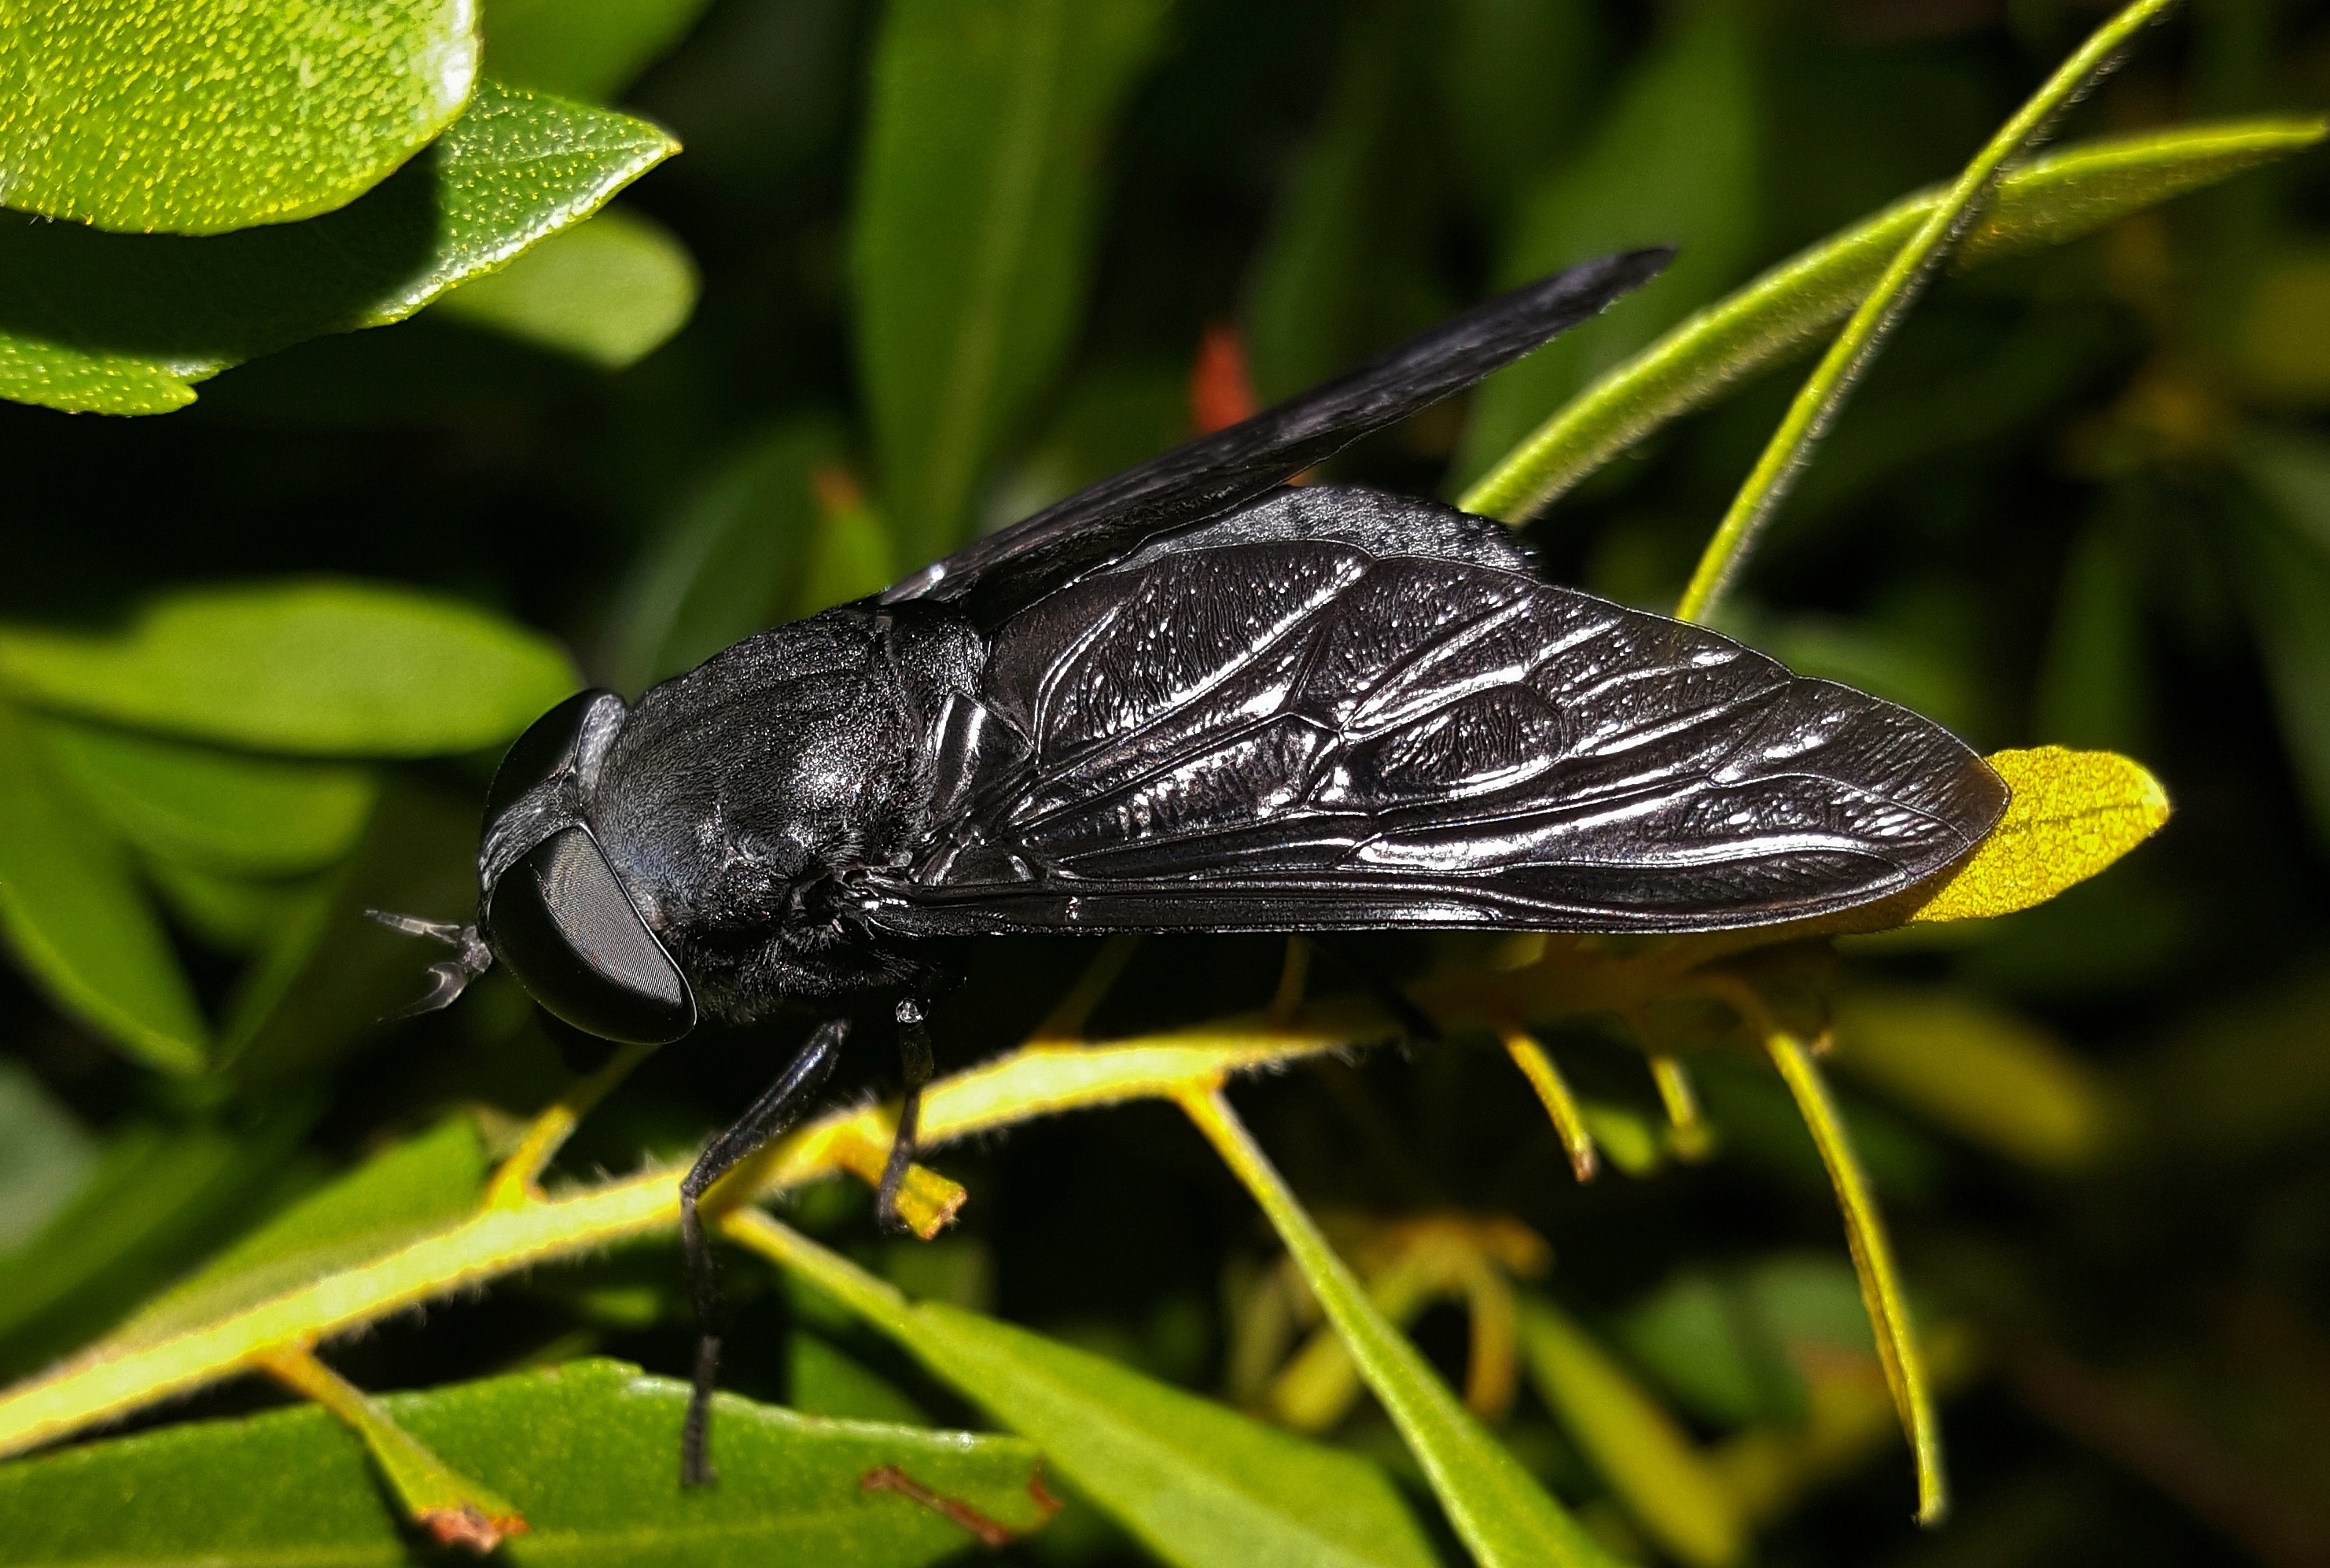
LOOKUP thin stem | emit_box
[1674,0,2176,623]
[483,1038,658,1209]
[1268,937,1312,1028]
[1646,1053,1714,1162]
[1025,934,1140,1043]
[1500,1028,1599,1181]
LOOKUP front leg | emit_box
[678,1017,847,1488]
[876,997,935,1234]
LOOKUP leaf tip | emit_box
[1909,746,2170,925]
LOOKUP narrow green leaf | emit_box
[2236,429,2330,842]
[0,1359,1055,1566]
[35,719,377,877]
[433,204,700,368]
[1518,1297,1745,1568]
[0,0,477,235]
[484,0,714,103]
[0,580,576,757]
[2033,496,2151,753]
[1176,1091,1621,1568]
[142,857,333,955]
[0,1060,97,1253]
[109,1119,489,1351]
[0,79,679,415]
[1449,0,1761,491]
[1463,117,2326,524]
[609,418,846,692]
[853,0,1171,561]
[791,1334,929,1426]
[731,1211,1440,1568]
[0,697,207,1073]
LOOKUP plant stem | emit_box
[483,1038,658,1210]
[1500,1027,1599,1181]
[1673,0,2177,624]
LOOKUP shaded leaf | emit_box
[796,473,899,616]
[36,719,377,877]
[484,0,714,103]
[1451,0,1761,490]
[142,858,336,955]
[0,80,678,415]
[853,0,1171,561]
[0,696,207,1073]
[0,1060,96,1253]
[732,1212,1439,1568]
[2236,429,2330,840]
[1617,1270,1806,1432]
[609,418,846,692]
[1518,1297,1746,1568]
[2130,962,2330,1158]
[0,580,576,758]
[1830,989,2115,1171]
[1463,118,2328,522]
[433,204,699,368]
[1908,748,2171,925]
[0,0,477,234]
[1434,0,1602,222]
[2033,495,2151,755]
[2233,245,2330,406]
[0,1359,1055,1566]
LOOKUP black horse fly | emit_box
[376,248,2008,1485]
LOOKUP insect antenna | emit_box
[366,909,495,1017]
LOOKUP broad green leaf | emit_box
[1829,990,2115,1171]
[609,418,846,692]
[1450,0,1761,491]
[0,1110,317,1380]
[0,0,477,235]
[0,580,576,757]
[2236,429,2330,840]
[1907,748,2170,925]
[0,79,678,415]
[1518,1297,1745,1568]
[0,696,207,1073]
[484,0,713,103]
[433,204,699,368]
[0,1060,96,1253]
[36,719,377,877]
[1463,118,2328,522]
[735,1213,1439,1568]
[109,1118,488,1350]
[853,0,1171,561]
[0,1359,1056,1566]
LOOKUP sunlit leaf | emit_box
[0,0,477,234]
[1518,1297,1746,1568]
[1829,989,2115,1171]
[0,1360,1056,1566]
[1450,0,1761,490]
[0,580,576,758]
[483,0,713,103]
[433,204,699,369]
[35,719,377,877]
[0,697,206,1073]
[732,1212,1440,1568]
[853,0,1171,561]
[0,1061,96,1253]
[0,80,678,415]
[1463,118,2328,522]
[1908,748,2170,925]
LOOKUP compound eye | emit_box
[487,689,619,823]
[488,826,696,1044]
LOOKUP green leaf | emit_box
[796,479,899,617]
[791,1334,929,1426]
[734,1213,1439,1568]
[0,79,679,415]
[0,696,207,1073]
[108,1119,489,1352]
[2033,496,2151,754]
[1463,117,2328,522]
[1434,0,1602,222]
[0,579,576,758]
[35,719,377,877]
[853,0,1171,561]
[610,419,847,691]
[0,1359,1056,1566]
[2236,429,2330,841]
[1518,1297,1746,1568]
[433,204,700,368]
[0,0,477,235]
[1449,0,1761,491]
[484,0,715,103]
[0,1060,96,1253]
[142,858,336,955]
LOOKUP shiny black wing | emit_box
[865,488,2007,936]
[879,248,1672,621]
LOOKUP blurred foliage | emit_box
[0,1,2326,1565]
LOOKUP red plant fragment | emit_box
[1189,320,1257,436]
[418,1504,529,1555]
[862,1463,1018,1548]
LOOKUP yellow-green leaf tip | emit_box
[1910,747,2170,924]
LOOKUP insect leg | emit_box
[678,1017,847,1488]
[876,998,935,1234]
